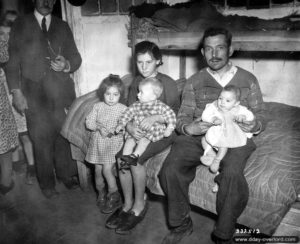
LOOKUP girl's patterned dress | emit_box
[0,37,18,153]
[85,102,127,164]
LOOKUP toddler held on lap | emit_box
[115,77,176,170]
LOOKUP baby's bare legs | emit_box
[121,137,150,166]
[210,147,228,193]
[132,137,151,157]
[122,137,137,156]
[210,147,227,173]
[200,137,216,166]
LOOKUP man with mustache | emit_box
[159,27,267,244]
[6,0,82,198]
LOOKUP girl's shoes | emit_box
[96,188,107,212]
[101,191,122,214]
[25,165,36,185]
[0,181,15,195]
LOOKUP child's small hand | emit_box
[213,118,222,125]
[99,127,109,137]
[164,127,174,137]
[115,125,123,134]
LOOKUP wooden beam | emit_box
[179,51,186,79]
[135,30,300,51]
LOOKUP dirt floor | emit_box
[0,161,218,244]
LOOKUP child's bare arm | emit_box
[164,125,175,137]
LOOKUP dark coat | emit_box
[6,14,82,109]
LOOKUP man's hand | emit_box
[126,121,145,140]
[184,118,213,136]
[51,55,70,72]
[12,89,28,114]
[235,115,257,133]
[139,115,163,131]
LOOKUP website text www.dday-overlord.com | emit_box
[233,236,299,243]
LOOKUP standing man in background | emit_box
[6,0,82,199]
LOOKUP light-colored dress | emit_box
[118,100,177,142]
[202,101,254,148]
[85,102,127,164]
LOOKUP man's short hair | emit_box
[201,27,232,48]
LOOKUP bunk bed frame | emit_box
[133,30,300,51]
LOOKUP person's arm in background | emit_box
[51,21,81,73]
[5,17,28,114]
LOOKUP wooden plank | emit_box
[274,202,300,244]
[77,161,89,191]
[135,30,300,51]
[179,51,186,79]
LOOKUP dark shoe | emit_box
[96,188,107,212]
[106,207,131,229]
[0,181,14,195]
[120,154,139,166]
[101,191,122,214]
[162,216,193,244]
[115,200,148,235]
[119,154,139,172]
[42,188,59,199]
[25,165,35,185]
[63,177,79,190]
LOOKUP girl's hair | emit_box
[140,77,163,98]
[96,74,126,104]
[222,85,241,101]
[0,10,18,27]
[134,41,163,66]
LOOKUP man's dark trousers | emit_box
[159,135,256,240]
[24,78,77,191]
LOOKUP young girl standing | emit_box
[85,74,127,214]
